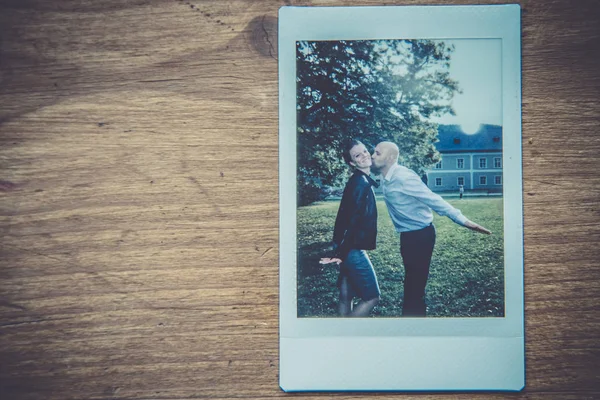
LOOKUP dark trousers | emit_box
[400,224,436,317]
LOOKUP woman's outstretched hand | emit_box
[319,257,342,265]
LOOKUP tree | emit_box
[296,39,460,205]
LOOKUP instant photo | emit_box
[279,5,523,391]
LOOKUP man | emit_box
[371,142,491,317]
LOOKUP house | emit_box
[426,124,503,193]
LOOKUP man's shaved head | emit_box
[378,142,399,163]
[371,141,400,176]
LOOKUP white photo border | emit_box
[279,5,523,391]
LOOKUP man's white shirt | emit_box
[381,164,468,232]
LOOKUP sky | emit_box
[430,39,503,134]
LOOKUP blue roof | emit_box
[436,124,502,153]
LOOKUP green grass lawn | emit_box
[297,197,504,318]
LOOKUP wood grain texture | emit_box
[0,0,598,399]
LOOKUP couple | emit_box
[320,139,491,318]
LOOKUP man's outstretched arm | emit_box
[400,172,492,235]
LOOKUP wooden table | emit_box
[1,1,598,399]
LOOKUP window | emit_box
[480,176,487,185]
[435,178,442,186]
[457,177,465,186]
[435,161,442,169]
[494,157,502,168]
[479,158,487,168]
[495,175,502,185]
[457,158,464,169]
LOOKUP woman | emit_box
[320,139,381,317]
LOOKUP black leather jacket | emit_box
[332,170,378,261]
